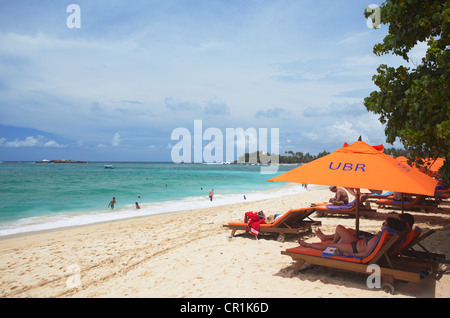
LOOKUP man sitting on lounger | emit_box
[298,217,407,257]
[328,186,349,205]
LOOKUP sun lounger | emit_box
[366,191,393,199]
[392,227,422,254]
[375,195,439,212]
[395,228,446,263]
[223,207,319,242]
[281,228,440,294]
[435,188,449,199]
[314,194,377,217]
[391,227,448,281]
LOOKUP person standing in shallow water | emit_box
[108,197,116,210]
[209,189,214,201]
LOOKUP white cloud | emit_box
[165,97,201,112]
[43,140,61,148]
[0,1,402,161]
[343,55,380,67]
[328,121,361,139]
[197,41,233,51]
[301,132,320,141]
[204,97,230,116]
[255,107,289,119]
[111,133,121,147]
[303,102,368,118]
[0,135,66,148]
[336,31,371,45]
[408,41,428,64]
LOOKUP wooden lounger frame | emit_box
[376,195,440,212]
[313,194,378,217]
[281,230,441,294]
[223,208,320,242]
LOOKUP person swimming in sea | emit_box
[108,197,116,210]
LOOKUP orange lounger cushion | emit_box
[392,227,421,253]
[227,207,313,228]
[376,198,415,205]
[285,229,391,264]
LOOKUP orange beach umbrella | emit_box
[421,158,445,173]
[268,141,439,232]
[269,141,438,196]
[395,156,443,178]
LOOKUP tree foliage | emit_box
[384,147,409,157]
[364,0,449,184]
[280,150,330,164]
[238,150,330,164]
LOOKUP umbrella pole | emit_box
[355,189,360,235]
[401,193,404,214]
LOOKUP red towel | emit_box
[245,211,266,237]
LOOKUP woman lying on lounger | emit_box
[297,217,407,257]
[313,213,414,243]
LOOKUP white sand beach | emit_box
[0,187,449,298]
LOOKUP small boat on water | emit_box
[104,165,115,169]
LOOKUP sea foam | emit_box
[0,184,322,237]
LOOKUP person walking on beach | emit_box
[209,189,214,201]
[108,197,116,210]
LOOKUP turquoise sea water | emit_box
[0,162,306,236]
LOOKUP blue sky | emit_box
[0,0,427,162]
